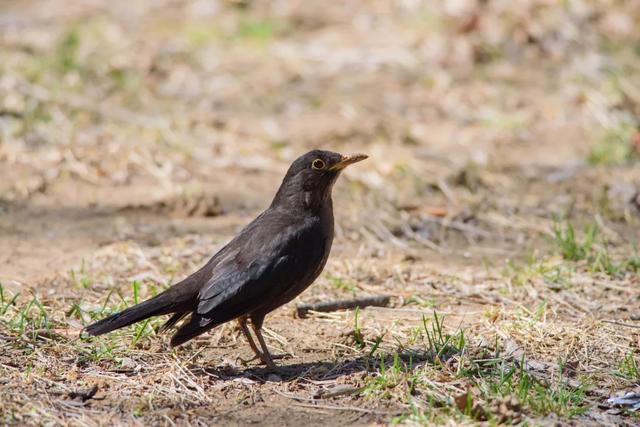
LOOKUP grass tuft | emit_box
[552,219,597,262]
[616,351,640,380]
[588,121,639,165]
[56,27,82,74]
[551,218,639,277]
[0,283,51,336]
[423,312,465,362]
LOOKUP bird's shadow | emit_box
[188,348,437,383]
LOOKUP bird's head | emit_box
[272,149,368,211]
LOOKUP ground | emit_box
[1,0,640,425]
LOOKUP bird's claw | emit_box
[270,352,292,361]
[236,355,260,366]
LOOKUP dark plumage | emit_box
[83,149,367,370]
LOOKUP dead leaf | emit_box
[454,389,487,420]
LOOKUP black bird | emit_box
[83,150,367,370]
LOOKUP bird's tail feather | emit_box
[170,313,233,347]
[170,314,213,347]
[158,312,188,334]
[83,294,175,336]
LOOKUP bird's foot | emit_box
[237,355,261,366]
[270,352,292,361]
[261,358,281,372]
[237,353,290,369]
[257,352,287,374]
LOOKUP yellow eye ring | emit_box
[312,159,326,170]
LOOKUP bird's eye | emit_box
[311,159,326,170]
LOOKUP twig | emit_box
[601,320,640,329]
[399,223,444,253]
[291,402,399,415]
[296,296,392,318]
[313,384,363,399]
[420,216,498,239]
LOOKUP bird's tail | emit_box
[83,293,176,336]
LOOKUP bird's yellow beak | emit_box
[329,153,368,171]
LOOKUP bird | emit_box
[83,149,367,370]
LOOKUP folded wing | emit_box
[170,215,320,346]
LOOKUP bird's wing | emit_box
[195,214,319,322]
[196,252,290,315]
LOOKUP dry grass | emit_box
[1,0,640,425]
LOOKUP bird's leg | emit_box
[237,317,263,361]
[250,323,281,372]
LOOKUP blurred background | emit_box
[1,1,640,423]
[1,0,639,285]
